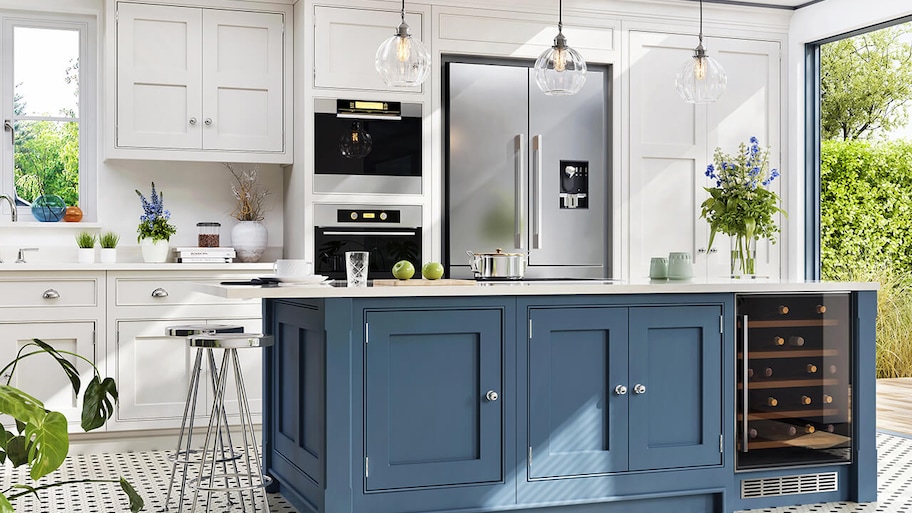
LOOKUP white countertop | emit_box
[197,278,879,300]
[0,263,273,272]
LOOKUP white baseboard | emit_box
[67,425,263,455]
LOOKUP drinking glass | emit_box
[345,251,370,287]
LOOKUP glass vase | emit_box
[730,235,757,278]
[31,194,66,222]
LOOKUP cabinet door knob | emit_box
[42,288,60,299]
[614,384,627,395]
[485,390,499,402]
[633,383,647,395]
[151,287,169,298]
[189,117,197,126]
[204,118,213,126]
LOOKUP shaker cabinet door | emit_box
[627,306,723,470]
[527,307,629,478]
[364,308,503,490]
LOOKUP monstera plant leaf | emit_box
[82,376,118,431]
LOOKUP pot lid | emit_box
[470,248,525,257]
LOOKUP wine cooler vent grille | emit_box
[740,472,838,499]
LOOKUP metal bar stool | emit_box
[188,332,274,513]
[163,324,245,513]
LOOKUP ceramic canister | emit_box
[666,252,694,279]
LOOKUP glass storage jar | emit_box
[197,222,221,247]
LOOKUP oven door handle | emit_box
[320,230,418,236]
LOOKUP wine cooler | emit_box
[736,293,852,470]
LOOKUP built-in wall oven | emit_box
[313,98,423,195]
[314,204,422,281]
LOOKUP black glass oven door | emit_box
[315,227,421,280]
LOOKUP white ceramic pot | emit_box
[140,238,170,263]
[77,247,95,264]
[231,221,268,263]
[100,247,117,264]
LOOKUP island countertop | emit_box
[197,278,878,299]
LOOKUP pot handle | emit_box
[466,250,479,273]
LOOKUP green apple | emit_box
[422,261,445,280]
[391,260,415,280]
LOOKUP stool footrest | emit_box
[189,473,273,493]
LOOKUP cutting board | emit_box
[373,279,477,286]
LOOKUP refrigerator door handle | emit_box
[514,134,526,249]
[532,134,543,249]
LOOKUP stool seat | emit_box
[188,333,274,350]
[166,324,244,337]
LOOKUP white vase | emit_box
[77,247,95,264]
[100,247,117,264]
[140,238,170,263]
[231,221,268,263]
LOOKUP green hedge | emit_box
[821,139,912,277]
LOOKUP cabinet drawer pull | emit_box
[614,384,627,395]
[151,287,169,298]
[633,384,646,395]
[485,390,499,402]
[42,289,60,299]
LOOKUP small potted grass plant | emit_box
[75,231,96,264]
[99,231,120,264]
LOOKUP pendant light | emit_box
[339,121,373,159]
[675,0,727,104]
[375,0,431,87]
[534,0,587,96]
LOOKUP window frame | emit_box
[0,11,97,222]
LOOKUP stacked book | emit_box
[175,247,236,263]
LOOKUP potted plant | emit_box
[99,231,120,264]
[226,163,270,262]
[700,136,786,277]
[75,231,96,264]
[135,182,176,263]
[0,339,143,511]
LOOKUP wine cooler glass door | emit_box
[736,293,852,470]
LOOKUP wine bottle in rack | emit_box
[772,336,786,347]
[823,394,834,404]
[778,305,789,315]
[766,396,779,407]
[748,367,773,378]
[801,423,816,434]
[806,363,818,374]
[788,336,806,347]
[816,304,827,314]
[749,420,797,440]
[800,395,813,405]
[828,364,838,375]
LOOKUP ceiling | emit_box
[694,0,828,9]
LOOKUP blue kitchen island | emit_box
[201,280,878,513]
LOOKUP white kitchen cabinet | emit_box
[0,322,97,432]
[113,317,262,430]
[0,272,105,433]
[112,1,290,163]
[626,31,781,281]
[313,4,428,93]
[106,270,263,431]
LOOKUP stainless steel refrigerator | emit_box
[445,61,609,279]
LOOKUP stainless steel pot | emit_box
[466,249,526,280]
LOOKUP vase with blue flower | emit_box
[700,136,786,278]
[136,182,177,263]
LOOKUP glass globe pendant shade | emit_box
[674,43,727,104]
[339,121,373,158]
[375,21,431,87]
[534,31,587,96]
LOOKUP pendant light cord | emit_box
[400,0,405,24]
[558,0,563,33]
[698,0,704,44]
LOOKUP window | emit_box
[1,13,96,221]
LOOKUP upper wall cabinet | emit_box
[108,1,292,164]
[313,5,429,93]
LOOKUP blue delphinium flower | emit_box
[135,182,177,242]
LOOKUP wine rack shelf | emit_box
[736,293,852,470]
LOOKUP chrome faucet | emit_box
[0,194,17,222]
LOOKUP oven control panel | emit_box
[338,209,400,223]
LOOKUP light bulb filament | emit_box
[554,49,567,72]
[397,36,411,62]
[694,56,707,80]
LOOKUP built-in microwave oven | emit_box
[313,98,423,195]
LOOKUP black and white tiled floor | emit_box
[3,432,911,512]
